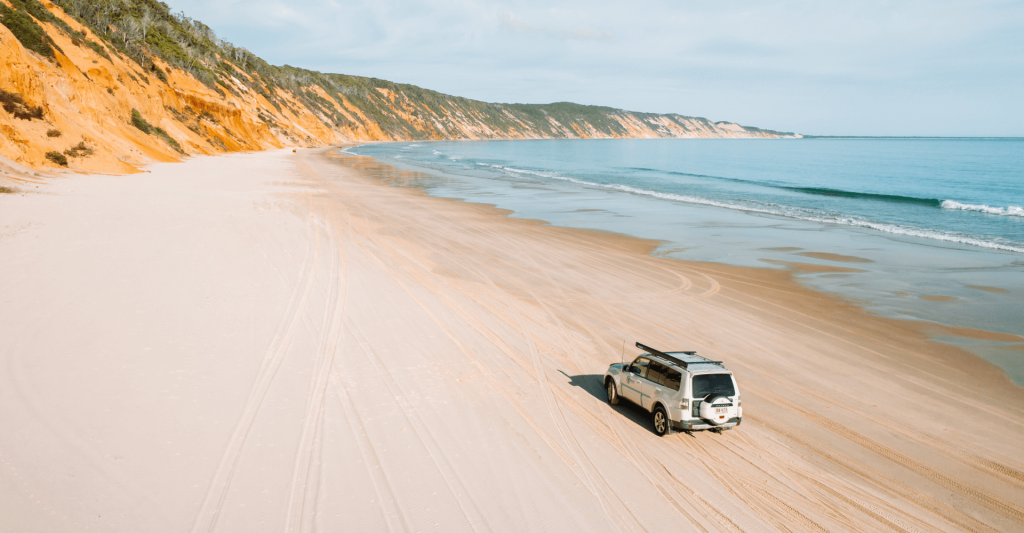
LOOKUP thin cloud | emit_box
[499,12,613,41]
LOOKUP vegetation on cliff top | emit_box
[0,1,58,58]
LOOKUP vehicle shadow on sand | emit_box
[559,371,700,438]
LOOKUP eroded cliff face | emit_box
[0,0,346,174]
[0,1,798,174]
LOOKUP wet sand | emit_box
[921,295,959,302]
[1,147,1023,532]
[759,258,867,273]
[797,252,875,263]
[967,285,1011,293]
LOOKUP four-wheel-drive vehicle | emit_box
[604,342,742,436]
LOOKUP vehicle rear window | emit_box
[691,374,735,398]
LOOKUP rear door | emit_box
[621,357,649,404]
[641,362,670,409]
[661,367,683,411]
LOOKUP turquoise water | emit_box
[351,139,1024,253]
[343,139,1024,381]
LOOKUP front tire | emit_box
[653,405,670,436]
[606,380,620,405]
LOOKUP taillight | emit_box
[679,399,689,409]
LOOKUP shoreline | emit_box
[2,147,1022,531]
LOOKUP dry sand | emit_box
[2,147,1023,533]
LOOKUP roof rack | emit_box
[635,342,723,370]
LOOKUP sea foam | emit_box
[941,200,1024,217]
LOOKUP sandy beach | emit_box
[2,147,1023,532]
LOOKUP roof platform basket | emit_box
[635,342,724,370]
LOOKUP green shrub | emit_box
[208,135,227,151]
[257,112,277,127]
[46,128,62,137]
[63,141,93,157]
[154,127,184,154]
[45,151,68,166]
[0,4,54,58]
[152,66,168,83]
[0,89,44,120]
[8,0,65,29]
[83,39,111,61]
[130,108,152,134]
[0,186,16,194]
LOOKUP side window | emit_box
[631,357,650,378]
[646,362,667,384]
[662,368,682,391]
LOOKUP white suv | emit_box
[604,343,742,436]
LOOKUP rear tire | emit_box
[653,405,670,436]
[606,380,620,405]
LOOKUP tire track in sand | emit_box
[190,214,322,533]
[327,372,414,533]
[284,219,348,533]
[344,217,640,533]
[384,217,662,531]
[751,369,1024,492]
[284,155,354,533]
[751,384,1024,526]
[742,419,1001,533]
[346,320,494,533]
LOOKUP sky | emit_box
[161,0,1024,136]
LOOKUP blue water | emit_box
[350,139,1024,253]
[343,138,1024,382]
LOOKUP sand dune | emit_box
[1,148,1022,532]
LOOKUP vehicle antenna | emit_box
[621,340,625,365]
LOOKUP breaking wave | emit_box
[630,167,947,206]
[784,187,942,206]
[497,165,1024,254]
[941,200,1024,217]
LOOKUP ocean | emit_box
[342,139,1024,382]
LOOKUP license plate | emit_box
[715,408,728,414]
